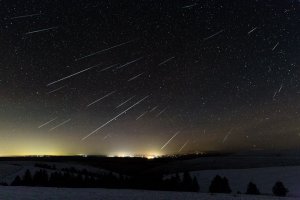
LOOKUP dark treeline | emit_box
[9,166,289,196]
[208,175,289,197]
[34,163,56,170]
[0,154,227,176]
[11,169,199,192]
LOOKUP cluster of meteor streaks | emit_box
[82,95,149,141]
[1,0,300,156]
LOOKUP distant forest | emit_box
[6,163,289,196]
[10,163,199,192]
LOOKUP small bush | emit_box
[272,181,288,197]
[246,182,260,195]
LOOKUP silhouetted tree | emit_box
[273,181,288,197]
[222,177,231,193]
[246,182,260,195]
[209,175,222,193]
[22,169,33,186]
[33,169,49,186]
[182,172,193,191]
[174,173,181,190]
[209,175,231,193]
[192,177,200,192]
[49,172,63,187]
[164,174,181,191]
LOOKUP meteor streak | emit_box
[272,42,279,51]
[182,3,197,9]
[11,13,42,19]
[38,117,57,128]
[248,27,257,35]
[273,83,283,100]
[25,26,58,35]
[48,119,71,132]
[203,29,224,41]
[278,83,283,93]
[155,107,167,118]
[136,111,148,120]
[116,96,135,108]
[178,140,189,152]
[47,64,100,86]
[158,57,175,66]
[47,85,66,94]
[117,57,143,69]
[161,131,180,150]
[100,64,119,72]
[223,128,234,143]
[150,106,158,112]
[75,39,137,61]
[87,91,116,108]
[128,73,144,82]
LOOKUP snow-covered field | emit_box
[1,160,300,199]
[0,163,23,181]
[192,166,300,197]
[0,186,298,200]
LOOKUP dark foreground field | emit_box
[1,152,300,198]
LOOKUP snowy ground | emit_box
[1,160,300,199]
[192,166,300,197]
[0,186,298,200]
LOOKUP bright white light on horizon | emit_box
[107,151,162,159]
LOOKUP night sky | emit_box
[1,0,300,156]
